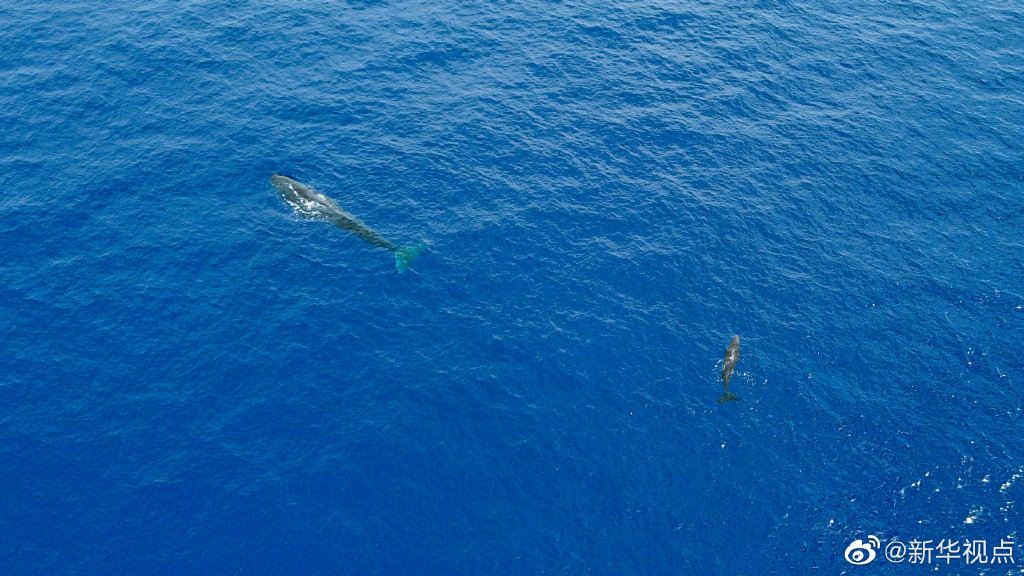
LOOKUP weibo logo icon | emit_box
[845,536,881,565]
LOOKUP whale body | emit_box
[718,335,741,403]
[271,174,423,272]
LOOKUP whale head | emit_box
[270,173,298,193]
[270,173,343,219]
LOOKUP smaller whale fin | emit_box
[395,243,425,273]
[717,392,740,403]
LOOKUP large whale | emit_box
[271,174,423,272]
[718,335,740,403]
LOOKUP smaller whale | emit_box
[271,174,423,272]
[718,335,740,403]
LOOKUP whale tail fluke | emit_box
[395,244,425,273]
[717,392,740,404]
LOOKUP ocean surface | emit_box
[1,0,1022,574]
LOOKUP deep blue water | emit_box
[2,0,1022,574]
